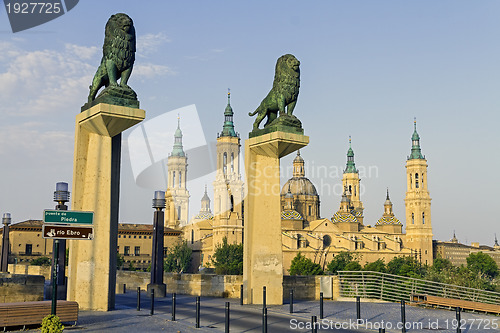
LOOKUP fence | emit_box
[338,271,500,305]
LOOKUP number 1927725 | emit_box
[5,2,62,14]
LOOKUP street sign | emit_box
[43,210,93,225]
[42,224,94,240]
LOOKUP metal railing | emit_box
[338,271,500,305]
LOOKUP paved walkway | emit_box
[22,291,500,332]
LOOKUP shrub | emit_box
[211,237,243,275]
[30,257,51,266]
[164,240,192,273]
[41,314,64,333]
[288,252,323,276]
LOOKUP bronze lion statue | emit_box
[88,13,136,102]
[249,54,300,130]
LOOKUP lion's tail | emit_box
[248,109,259,117]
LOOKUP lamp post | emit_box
[51,182,70,313]
[147,191,166,297]
[0,213,11,272]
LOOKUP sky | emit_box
[0,1,499,246]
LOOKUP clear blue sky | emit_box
[0,1,499,246]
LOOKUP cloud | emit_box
[136,32,170,57]
[134,63,173,78]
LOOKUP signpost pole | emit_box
[51,240,59,315]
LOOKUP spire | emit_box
[451,230,458,243]
[386,188,390,200]
[220,89,237,137]
[384,188,393,215]
[344,136,358,173]
[171,115,185,157]
[292,150,305,177]
[495,234,499,247]
[408,118,424,160]
[200,185,211,213]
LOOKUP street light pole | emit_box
[148,191,166,297]
[0,213,11,272]
[51,182,70,314]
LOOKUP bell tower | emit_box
[342,137,364,224]
[212,90,244,246]
[405,119,433,265]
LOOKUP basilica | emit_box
[175,93,433,272]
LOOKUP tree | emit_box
[467,252,499,279]
[387,256,426,278]
[116,254,125,269]
[30,257,51,266]
[344,261,362,271]
[364,258,386,273]
[326,252,358,274]
[431,257,453,272]
[164,240,192,273]
[211,237,243,275]
[288,253,323,275]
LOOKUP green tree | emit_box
[344,261,362,271]
[30,256,51,266]
[211,237,243,275]
[288,252,323,275]
[364,258,386,273]
[117,254,125,269]
[326,251,358,274]
[467,252,499,279]
[128,260,136,271]
[387,256,426,278]
[164,240,192,273]
[431,257,454,272]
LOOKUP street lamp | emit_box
[51,182,70,314]
[148,191,166,297]
[1,213,11,272]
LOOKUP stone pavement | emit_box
[21,291,500,332]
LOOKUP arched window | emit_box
[410,174,412,189]
[422,212,425,224]
[231,153,234,173]
[297,234,302,249]
[348,185,352,194]
[415,173,419,188]
[323,235,331,248]
[230,195,234,212]
[412,213,414,224]
[179,172,182,188]
[354,185,356,196]
[223,153,227,175]
[172,171,176,188]
[308,205,312,216]
[422,173,424,188]
[191,230,194,244]
[177,206,181,220]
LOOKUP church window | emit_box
[191,230,194,244]
[297,234,302,249]
[412,213,414,224]
[323,235,331,248]
[172,171,176,187]
[230,195,234,212]
[422,174,424,188]
[179,172,182,188]
[410,174,412,189]
[231,153,234,173]
[415,173,419,188]
[422,212,425,224]
[349,185,352,194]
[308,205,312,216]
[354,185,356,196]
[178,206,181,220]
[218,196,221,212]
[223,153,227,175]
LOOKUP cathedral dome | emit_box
[281,177,318,196]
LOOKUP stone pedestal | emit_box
[67,103,145,311]
[243,131,308,305]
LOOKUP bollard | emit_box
[225,301,230,333]
[172,293,176,321]
[262,307,267,333]
[263,286,266,310]
[356,296,361,321]
[456,307,461,333]
[290,289,293,314]
[123,283,126,294]
[320,292,324,319]
[240,284,243,306]
[136,287,140,311]
[196,296,200,328]
[150,289,155,316]
[401,299,406,333]
[379,329,386,333]
[312,315,317,333]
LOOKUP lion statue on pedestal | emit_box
[88,13,136,103]
[249,54,300,130]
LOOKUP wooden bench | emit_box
[0,300,78,330]
[411,294,500,315]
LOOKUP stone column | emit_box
[67,103,145,311]
[243,131,308,305]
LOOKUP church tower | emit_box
[342,137,364,224]
[404,119,433,265]
[212,90,244,246]
[166,117,190,228]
